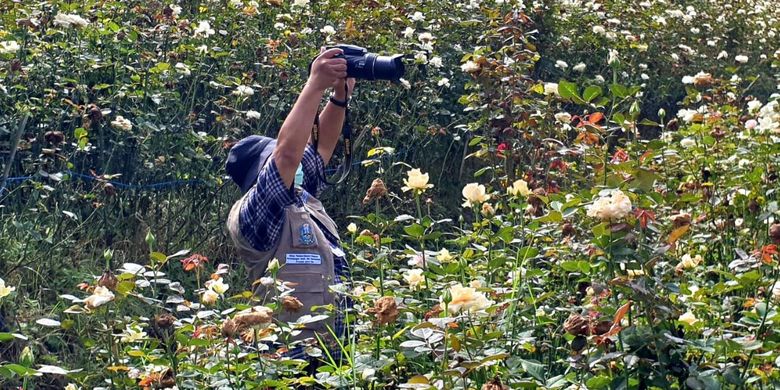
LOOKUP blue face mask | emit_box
[294,163,304,187]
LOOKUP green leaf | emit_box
[150,251,167,264]
[468,135,485,146]
[3,364,36,376]
[610,83,629,98]
[0,333,13,342]
[558,79,584,104]
[583,85,602,102]
[587,376,612,389]
[403,224,424,238]
[519,359,545,381]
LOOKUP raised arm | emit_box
[273,48,347,188]
[313,77,356,165]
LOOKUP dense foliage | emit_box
[1,0,780,388]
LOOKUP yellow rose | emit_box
[436,248,455,263]
[403,269,426,291]
[678,311,698,326]
[442,283,492,314]
[206,277,229,295]
[481,202,495,217]
[201,289,219,305]
[0,278,15,299]
[401,168,433,194]
[119,325,147,343]
[507,179,532,197]
[462,183,490,208]
[676,254,702,272]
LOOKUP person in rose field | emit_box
[225,47,355,367]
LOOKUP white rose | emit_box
[193,21,215,38]
[586,189,632,221]
[543,82,558,95]
[680,137,696,148]
[461,60,480,73]
[462,183,490,208]
[418,32,434,42]
[403,269,426,290]
[735,55,749,64]
[555,60,568,69]
[174,62,191,76]
[110,116,133,131]
[507,179,531,197]
[429,56,443,68]
[54,13,89,28]
[442,283,492,314]
[320,25,336,35]
[246,110,262,120]
[0,41,20,55]
[572,62,586,72]
[84,286,115,309]
[347,222,358,234]
[402,168,433,193]
[554,112,572,123]
[232,85,254,97]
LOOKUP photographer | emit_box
[225,47,355,363]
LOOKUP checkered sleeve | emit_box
[239,158,297,252]
[301,144,328,197]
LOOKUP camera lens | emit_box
[371,54,405,81]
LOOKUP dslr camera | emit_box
[311,44,405,81]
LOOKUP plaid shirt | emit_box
[238,144,350,361]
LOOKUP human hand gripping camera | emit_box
[225,45,404,365]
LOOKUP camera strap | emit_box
[311,83,352,185]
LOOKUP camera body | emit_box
[311,44,405,81]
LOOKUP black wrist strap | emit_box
[329,95,348,108]
[311,83,352,185]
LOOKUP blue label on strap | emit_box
[286,253,322,265]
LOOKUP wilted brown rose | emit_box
[281,296,304,313]
[563,313,590,336]
[44,131,65,145]
[367,296,399,325]
[591,320,613,336]
[87,104,103,122]
[363,178,388,204]
[154,313,176,329]
[693,73,714,88]
[103,183,116,197]
[562,222,575,236]
[359,229,373,237]
[771,223,780,244]
[671,213,691,228]
[235,307,273,327]
[482,376,509,390]
[221,318,239,338]
[97,270,118,290]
